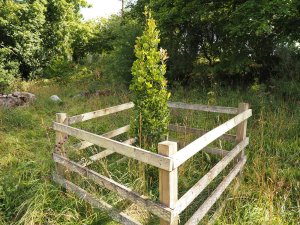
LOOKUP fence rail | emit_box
[168,102,238,114]
[171,109,252,169]
[68,102,134,124]
[52,101,251,225]
[53,122,173,171]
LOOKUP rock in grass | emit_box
[0,92,36,107]
[50,95,62,102]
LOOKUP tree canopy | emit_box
[0,0,87,89]
[130,0,300,82]
[0,0,299,90]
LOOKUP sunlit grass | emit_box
[0,74,299,224]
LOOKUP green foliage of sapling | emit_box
[130,9,170,149]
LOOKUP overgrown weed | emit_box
[0,75,299,224]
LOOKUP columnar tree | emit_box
[130,10,170,150]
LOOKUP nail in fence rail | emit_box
[52,101,251,224]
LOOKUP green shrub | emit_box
[0,47,20,92]
[130,10,170,149]
[100,15,142,83]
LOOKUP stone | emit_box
[0,92,36,107]
[50,95,62,102]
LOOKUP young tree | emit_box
[130,9,170,150]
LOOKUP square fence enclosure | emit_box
[52,101,252,225]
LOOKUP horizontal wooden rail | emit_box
[53,122,173,171]
[168,124,236,141]
[53,173,141,225]
[82,138,136,167]
[53,154,174,222]
[68,102,134,124]
[172,109,252,169]
[203,147,229,157]
[167,137,229,157]
[184,157,247,225]
[74,125,130,150]
[173,138,249,215]
[89,138,136,161]
[168,102,238,114]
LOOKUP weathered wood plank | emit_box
[168,124,236,142]
[74,125,130,150]
[55,113,68,177]
[158,141,179,225]
[173,138,248,215]
[89,138,136,161]
[68,102,134,124]
[52,173,141,225]
[167,137,229,157]
[184,158,247,225]
[53,153,174,222]
[168,102,238,114]
[81,138,136,167]
[236,103,249,160]
[53,122,173,171]
[172,109,252,169]
[203,147,229,157]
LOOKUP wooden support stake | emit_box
[55,113,68,177]
[158,141,178,225]
[236,103,249,160]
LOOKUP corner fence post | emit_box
[55,113,69,178]
[158,141,178,225]
[236,103,249,160]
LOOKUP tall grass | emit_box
[0,75,299,224]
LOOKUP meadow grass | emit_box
[0,74,299,224]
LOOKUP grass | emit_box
[0,74,299,224]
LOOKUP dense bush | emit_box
[130,11,170,148]
[0,0,87,89]
[99,16,142,83]
[130,0,300,83]
[0,47,19,91]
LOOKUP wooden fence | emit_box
[52,101,251,225]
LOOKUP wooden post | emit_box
[55,113,68,177]
[158,141,178,225]
[236,103,249,160]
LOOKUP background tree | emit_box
[130,10,170,149]
[0,0,87,90]
[130,0,300,83]
[100,15,142,82]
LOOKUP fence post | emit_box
[55,113,69,178]
[236,103,249,160]
[158,141,178,225]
